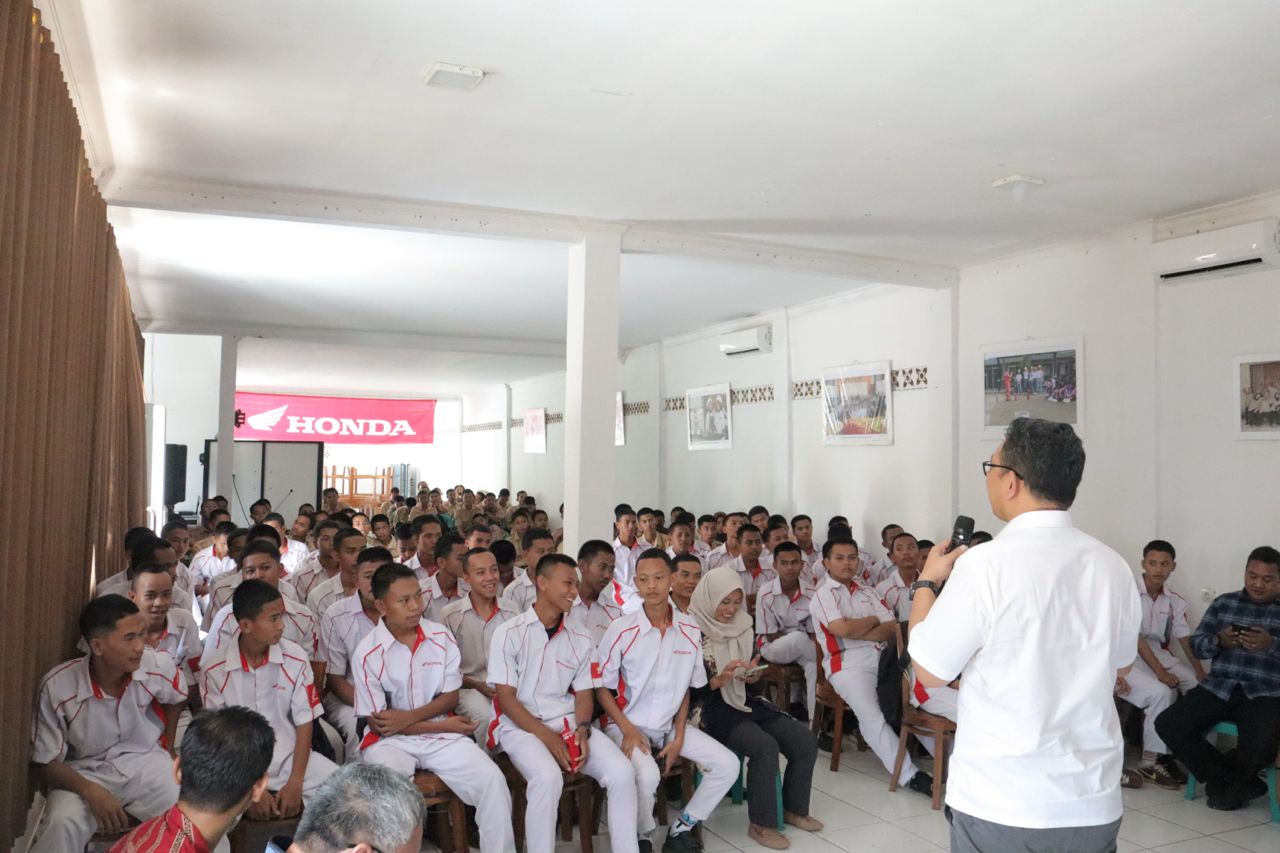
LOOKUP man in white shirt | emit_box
[569,540,637,645]
[729,524,776,596]
[874,531,920,624]
[420,532,469,622]
[791,515,822,578]
[869,523,904,585]
[695,515,717,558]
[500,528,557,612]
[612,507,645,589]
[125,564,202,696]
[305,528,367,618]
[289,520,343,602]
[756,542,818,719]
[596,550,739,852]
[909,418,1141,853]
[705,512,747,570]
[98,536,196,617]
[487,554,639,853]
[670,554,703,615]
[264,512,307,574]
[665,519,704,569]
[403,514,444,581]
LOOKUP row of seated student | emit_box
[32,498,1280,851]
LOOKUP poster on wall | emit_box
[1235,353,1280,439]
[523,408,547,454]
[615,392,626,447]
[234,391,436,444]
[822,361,893,446]
[686,384,732,451]
[981,336,1084,438]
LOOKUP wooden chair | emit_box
[413,770,470,853]
[495,752,597,853]
[760,662,806,711]
[809,636,867,771]
[888,672,957,811]
[654,755,698,835]
[88,823,137,851]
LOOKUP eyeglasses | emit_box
[982,461,1022,479]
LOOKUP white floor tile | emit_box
[1121,783,1194,810]
[804,789,883,830]
[1213,822,1280,853]
[1147,837,1253,852]
[698,828,742,853]
[1115,839,1149,853]
[839,787,939,821]
[1143,798,1269,835]
[739,832,847,853]
[818,820,944,853]
[1117,811,1204,848]
[892,810,952,848]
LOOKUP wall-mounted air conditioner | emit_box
[1153,219,1280,282]
[718,324,772,357]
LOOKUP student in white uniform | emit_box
[305,527,366,618]
[29,596,187,851]
[201,581,337,817]
[569,539,638,645]
[204,525,301,624]
[705,512,747,571]
[464,522,494,551]
[500,528,557,612]
[487,554,639,853]
[441,547,520,741]
[403,514,444,581]
[596,550,739,852]
[728,524,776,596]
[670,554,703,615]
[810,536,933,796]
[694,515,717,559]
[665,520,705,570]
[613,507,645,589]
[421,532,469,622]
[871,524,904,585]
[289,519,343,602]
[874,531,921,624]
[1115,539,1204,789]
[790,515,821,578]
[189,520,237,601]
[126,563,203,697]
[318,545,395,759]
[160,521,195,592]
[353,564,515,852]
[98,536,196,616]
[203,542,318,673]
[756,542,818,719]
[264,512,307,575]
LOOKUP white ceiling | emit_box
[64,0,1280,265]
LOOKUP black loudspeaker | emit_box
[164,444,187,507]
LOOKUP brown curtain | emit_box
[0,1,146,843]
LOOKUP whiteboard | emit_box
[204,441,322,527]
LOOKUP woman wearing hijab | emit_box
[688,567,821,850]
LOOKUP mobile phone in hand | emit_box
[945,516,975,553]
[740,664,768,678]
[1230,623,1253,634]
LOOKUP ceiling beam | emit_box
[137,317,566,359]
[104,172,956,288]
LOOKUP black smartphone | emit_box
[946,515,975,553]
[1230,623,1252,634]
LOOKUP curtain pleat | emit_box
[0,2,146,843]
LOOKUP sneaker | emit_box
[906,771,934,797]
[1120,769,1144,789]
[1138,762,1182,790]
[662,829,702,853]
[1157,755,1188,785]
[747,824,790,850]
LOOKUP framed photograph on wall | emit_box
[523,407,546,454]
[686,383,732,450]
[1235,352,1280,439]
[822,361,893,446]
[615,392,626,447]
[982,336,1084,438]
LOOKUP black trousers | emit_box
[1155,684,1280,794]
[722,713,818,827]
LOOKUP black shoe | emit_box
[817,731,835,752]
[662,829,702,853]
[1207,789,1245,811]
[639,840,654,853]
[1242,775,1268,801]
[906,771,934,797]
[1156,755,1188,785]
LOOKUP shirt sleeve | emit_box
[909,563,988,683]
[595,621,626,691]
[1111,576,1142,670]
[440,633,463,693]
[144,650,187,704]
[30,679,69,764]
[867,590,895,624]
[1190,598,1226,660]
[755,592,771,635]
[487,623,516,688]
[319,613,344,677]
[201,665,226,710]
[352,646,386,717]
[571,640,597,693]
[290,658,323,725]
[809,587,836,631]
[1170,596,1193,640]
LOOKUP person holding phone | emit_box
[689,566,821,850]
[1155,546,1280,811]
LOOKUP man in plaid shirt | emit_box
[1156,546,1280,811]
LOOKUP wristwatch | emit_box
[909,580,940,601]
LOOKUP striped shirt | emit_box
[109,805,209,853]
[1189,589,1280,700]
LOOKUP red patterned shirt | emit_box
[109,805,210,853]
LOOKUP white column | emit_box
[563,228,622,551]
[215,335,239,499]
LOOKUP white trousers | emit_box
[30,750,177,853]
[322,692,359,759]
[760,631,818,719]
[603,724,738,835]
[912,684,958,757]
[500,724,639,853]
[268,750,339,803]
[1124,658,1197,755]
[363,735,514,853]
[457,687,495,745]
[829,663,917,784]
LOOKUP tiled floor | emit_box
[419,742,1277,853]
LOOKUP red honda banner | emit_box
[234,392,436,445]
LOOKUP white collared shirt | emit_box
[420,574,468,623]
[32,649,185,767]
[728,554,777,596]
[755,577,815,645]
[153,609,203,687]
[486,608,597,747]
[202,637,321,778]
[190,546,234,585]
[289,554,333,602]
[204,573,299,630]
[318,594,379,679]
[874,570,912,623]
[596,606,706,733]
[809,575,894,676]
[305,574,356,619]
[202,595,318,667]
[278,539,308,573]
[909,510,1142,829]
[404,552,432,583]
[705,544,732,571]
[612,537,645,588]
[569,589,629,648]
[1137,579,1193,669]
[441,596,520,681]
[499,571,536,612]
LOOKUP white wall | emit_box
[508,373,568,514]
[461,385,509,493]
[617,343,662,509]
[143,332,222,512]
[323,399,462,493]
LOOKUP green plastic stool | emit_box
[725,756,784,829]
[1183,721,1280,822]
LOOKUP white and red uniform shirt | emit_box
[403,553,433,583]
[151,609,203,688]
[704,544,733,571]
[1138,580,1194,670]
[666,548,707,571]
[318,594,379,680]
[420,573,468,623]
[189,546,233,586]
[351,618,464,754]
[755,577,815,651]
[32,649,185,767]
[485,608,597,748]
[289,554,333,602]
[441,596,519,683]
[612,537,645,588]
[499,571,536,612]
[201,637,321,778]
[729,554,777,596]
[596,606,705,733]
[874,571,913,623]
[809,576,894,676]
[570,593,626,648]
[202,596,318,667]
[278,539,308,574]
[305,574,356,620]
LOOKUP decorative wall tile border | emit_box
[790,366,929,398]
[731,385,775,405]
[663,397,686,412]
[461,420,504,433]
[547,413,564,424]
[622,401,650,416]
[792,380,821,399]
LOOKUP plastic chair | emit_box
[726,755,784,829]
[1183,721,1280,822]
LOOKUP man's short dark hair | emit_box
[508,508,531,524]
[672,553,703,572]
[697,514,716,527]
[322,487,339,497]
[1246,546,1280,571]
[748,505,769,518]
[576,539,613,563]
[917,539,935,553]
[124,526,154,553]
[636,548,672,572]
[128,535,175,568]
[371,513,390,526]
[536,553,577,578]
[614,505,636,521]
[522,528,555,551]
[465,523,490,538]
[236,540,281,567]
[773,541,802,559]
[357,546,394,567]
[881,523,903,539]
[1143,540,1177,560]
[314,519,344,538]
[333,527,366,551]
[1000,417,1086,508]
[411,514,444,537]
[263,512,285,526]
[827,515,848,529]
[233,579,281,622]
[822,536,860,559]
[80,595,139,642]
[490,539,517,564]
[674,511,696,526]
[250,498,271,511]
[127,562,173,585]
[434,532,466,561]
[160,520,189,538]
[637,506,655,518]
[178,706,275,811]
[790,514,811,528]
[372,563,418,599]
[393,522,413,540]
[247,523,282,546]
[668,519,692,534]
[970,531,994,546]
[461,547,494,573]
[890,531,918,550]
[352,512,369,522]
[209,509,232,524]
[736,523,762,542]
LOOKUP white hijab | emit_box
[689,566,753,712]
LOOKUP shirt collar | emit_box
[81,655,134,701]
[234,640,283,672]
[1000,509,1073,533]
[164,805,210,853]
